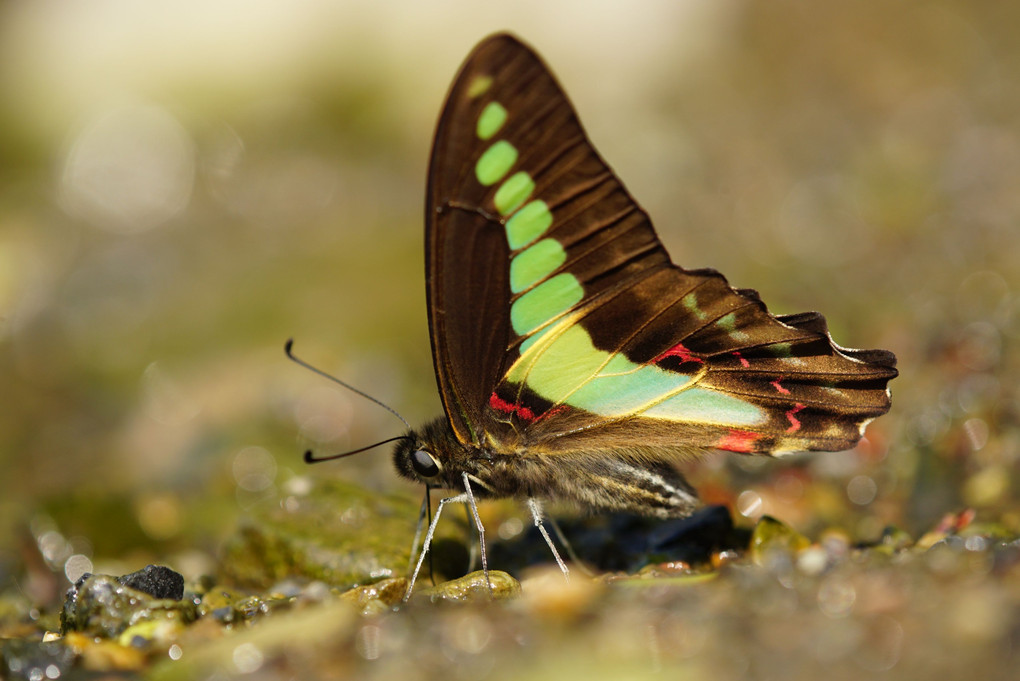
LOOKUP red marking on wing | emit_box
[534,404,568,423]
[489,392,536,421]
[732,351,750,368]
[770,379,791,395]
[654,342,704,365]
[715,429,760,453]
[785,403,805,433]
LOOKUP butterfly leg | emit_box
[406,489,430,579]
[526,498,569,579]
[464,502,480,573]
[460,472,492,595]
[404,490,469,601]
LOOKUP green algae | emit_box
[219,478,419,590]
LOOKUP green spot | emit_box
[507,325,766,427]
[476,102,507,140]
[494,171,535,216]
[769,343,792,357]
[683,293,707,320]
[511,273,583,336]
[475,141,518,186]
[510,239,566,293]
[467,75,493,98]
[506,201,553,249]
[716,312,749,341]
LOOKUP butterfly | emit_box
[386,33,897,593]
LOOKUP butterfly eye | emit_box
[411,449,440,478]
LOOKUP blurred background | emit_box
[1,0,1018,588]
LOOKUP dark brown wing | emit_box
[426,33,896,454]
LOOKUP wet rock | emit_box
[341,577,408,615]
[220,478,417,590]
[65,630,148,671]
[749,516,810,566]
[414,570,521,603]
[197,588,293,625]
[60,573,197,638]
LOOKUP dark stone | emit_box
[117,564,185,600]
[646,505,738,561]
[489,504,744,574]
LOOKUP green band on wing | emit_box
[505,200,553,249]
[476,102,508,140]
[511,273,583,336]
[508,323,766,426]
[494,171,535,216]
[643,387,763,425]
[510,238,566,293]
[475,141,518,186]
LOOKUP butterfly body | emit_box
[387,33,895,590]
[394,416,700,518]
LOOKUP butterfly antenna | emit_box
[285,339,411,430]
[303,435,410,464]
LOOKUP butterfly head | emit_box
[392,416,471,490]
[393,436,443,483]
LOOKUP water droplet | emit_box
[232,446,277,492]
[63,554,93,583]
[232,642,264,674]
[818,576,856,618]
[355,624,382,660]
[736,490,764,518]
[847,475,878,505]
[962,418,989,450]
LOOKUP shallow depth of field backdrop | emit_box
[1,0,1018,676]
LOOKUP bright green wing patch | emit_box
[494,171,535,215]
[510,273,583,336]
[506,201,553,249]
[510,239,566,293]
[475,140,518,186]
[508,323,767,427]
[476,101,508,140]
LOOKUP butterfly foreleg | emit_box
[526,498,570,579]
[404,488,470,601]
[406,489,430,581]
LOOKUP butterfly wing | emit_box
[426,33,896,456]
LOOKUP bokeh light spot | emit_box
[60,102,195,234]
